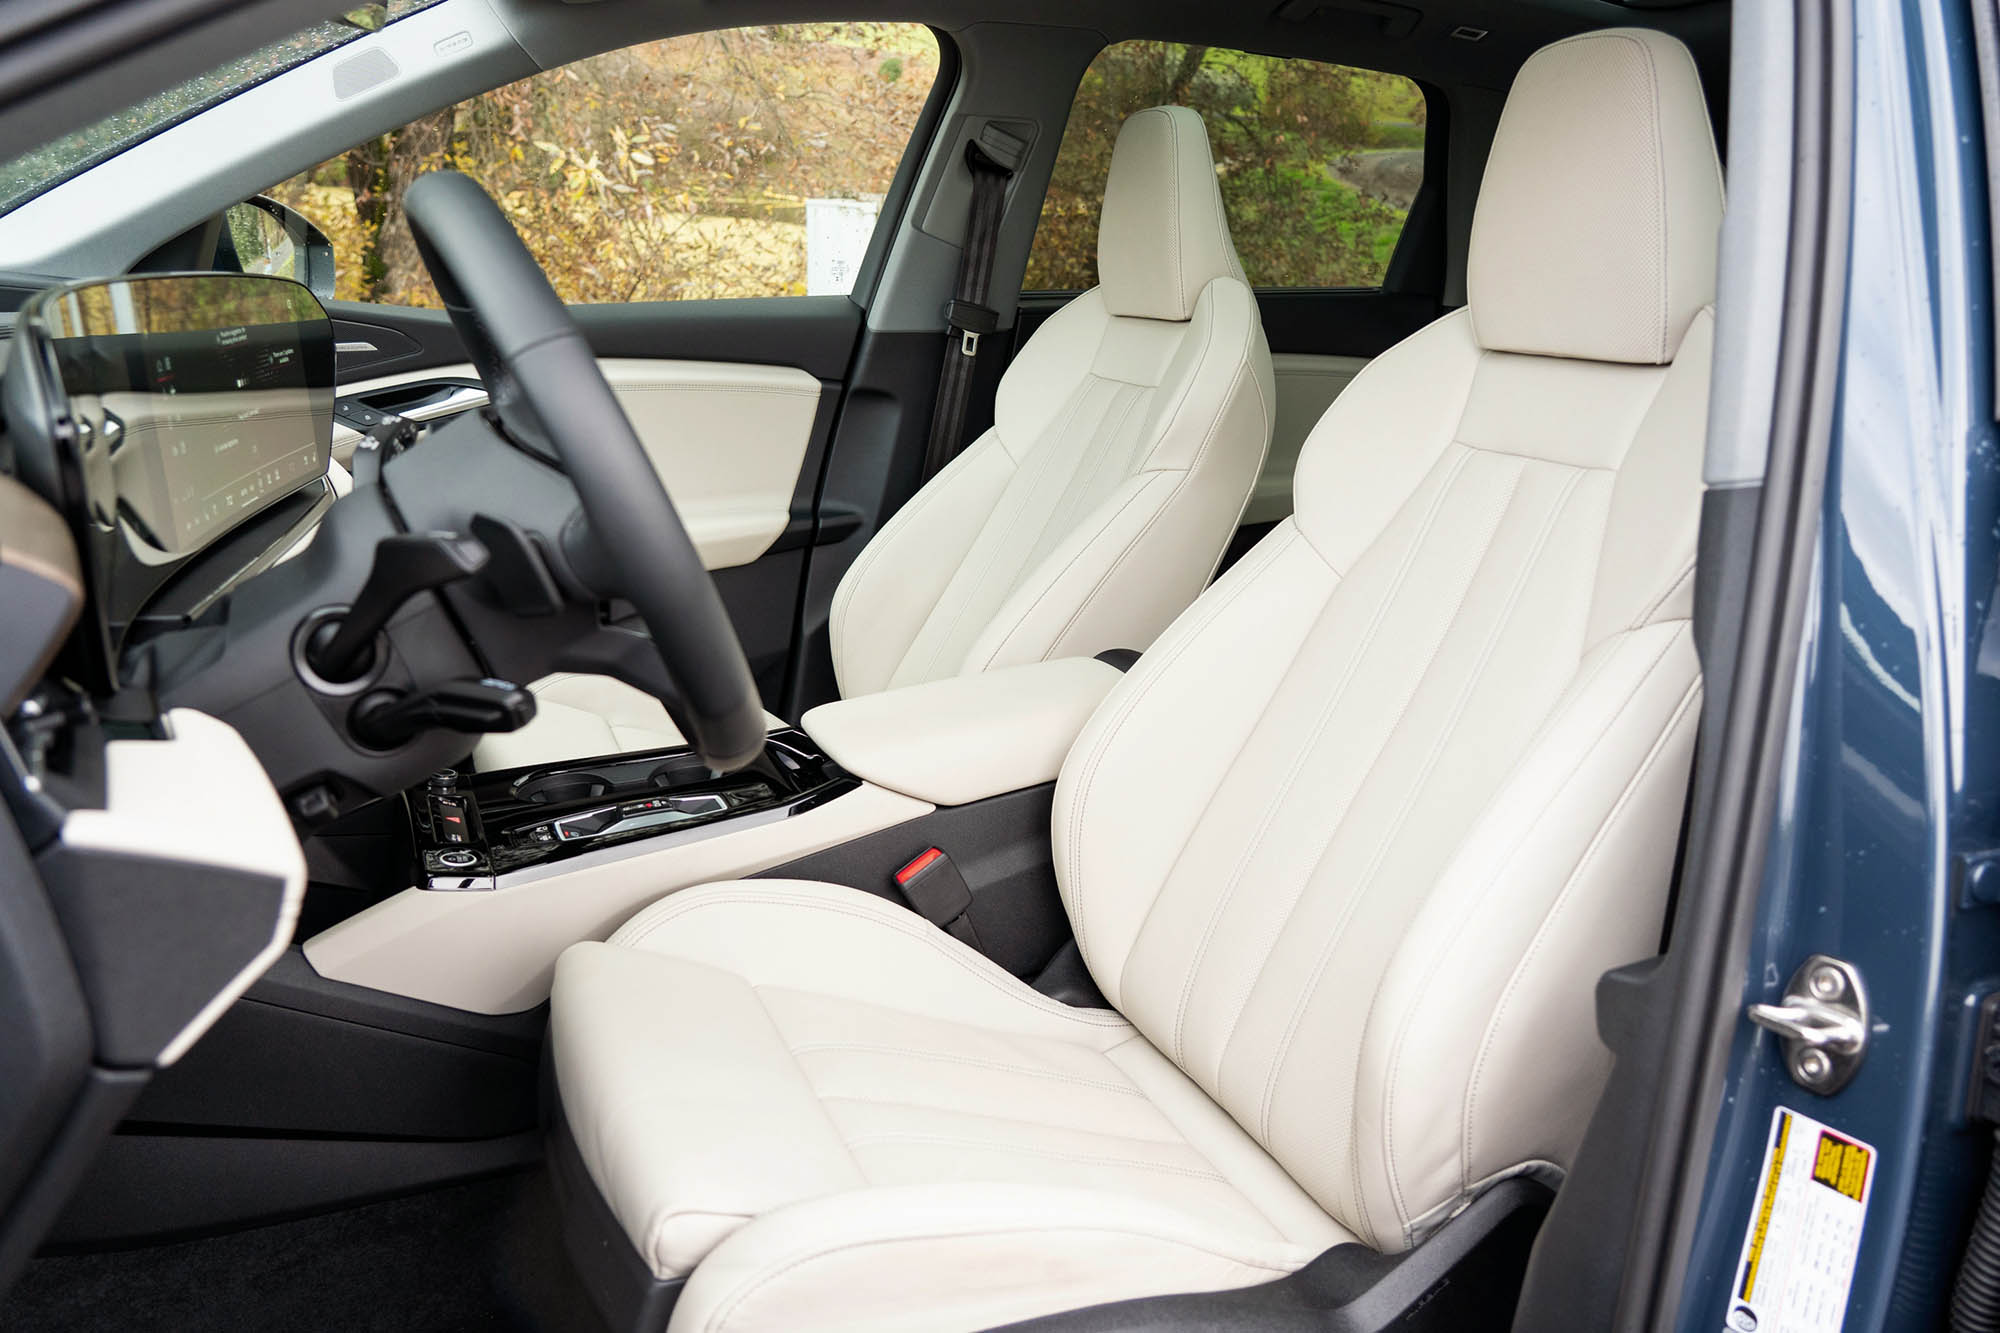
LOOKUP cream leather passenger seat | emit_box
[473,105,1275,771]
[549,28,1719,1332]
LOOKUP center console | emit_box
[410,731,854,891]
[301,658,1128,1015]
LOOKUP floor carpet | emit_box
[0,1169,602,1333]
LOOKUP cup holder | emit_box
[650,754,715,788]
[515,772,612,805]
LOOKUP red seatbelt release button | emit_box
[891,847,977,946]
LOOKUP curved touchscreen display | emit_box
[34,274,334,558]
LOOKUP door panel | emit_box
[339,358,824,573]
[323,295,864,716]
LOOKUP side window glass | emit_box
[266,23,939,305]
[1025,42,1424,292]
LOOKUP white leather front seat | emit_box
[550,28,1720,1332]
[474,105,1275,771]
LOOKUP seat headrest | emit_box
[1468,27,1723,364]
[1097,106,1247,321]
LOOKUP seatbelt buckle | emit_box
[893,847,981,946]
[944,299,999,358]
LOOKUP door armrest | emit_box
[801,658,1123,806]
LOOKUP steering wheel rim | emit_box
[401,170,765,772]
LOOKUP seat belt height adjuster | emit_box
[945,299,1000,357]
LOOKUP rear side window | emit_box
[266,23,940,306]
[1025,42,1425,292]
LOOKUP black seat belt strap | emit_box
[921,136,1019,481]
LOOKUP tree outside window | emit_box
[1026,43,1424,293]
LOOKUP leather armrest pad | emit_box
[801,659,1123,807]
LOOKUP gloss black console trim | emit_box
[416,731,856,889]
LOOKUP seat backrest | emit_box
[829,106,1275,698]
[1053,29,1721,1252]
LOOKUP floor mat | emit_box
[0,1168,601,1332]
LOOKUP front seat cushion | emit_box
[553,880,1350,1331]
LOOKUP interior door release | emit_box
[1747,954,1869,1095]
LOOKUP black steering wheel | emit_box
[401,171,765,772]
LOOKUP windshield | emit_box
[0,1,442,218]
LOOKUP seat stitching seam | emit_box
[1132,280,1223,475]
[1262,462,1576,1243]
[1245,451,1532,1150]
[910,372,1109,682]
[1283,309,1478,573]
[829,436,1015,687]
[1061,523,1308,977]
[1169,446,1482,1071]
[958,397,1164,677]
[1375,628,1682,1230]
[618,892,1131,1027]
[1642,36,1670,360]
[816,1094,1187,1146]
[788,1043,1145,1095]
[973,290,1234,670]
[750,982,870,1188]
[837,1132,1226,1180]
[1455,440,1615,470]
[1459,675,1701,1215]
[1630,560,1696,630]
[1013,383,1148,583]
[1041,305,1257,660]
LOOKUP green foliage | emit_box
[1022,42,1423,292]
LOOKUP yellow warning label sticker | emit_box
[1726,1106,1875,1332]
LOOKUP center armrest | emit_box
[801,657,1125,806]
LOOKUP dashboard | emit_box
[3,272,335,685]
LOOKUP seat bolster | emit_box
[609,880,1137,1044]
[552,943,866,1280]
[666,1182,1321,1333]
[1349,622,1702,1248]
[828,431,1020,699]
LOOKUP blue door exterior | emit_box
[1675,1,2000,1327]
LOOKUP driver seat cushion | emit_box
[473,105,1272,773]
[553,880,1350,1331]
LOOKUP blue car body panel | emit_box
[1676,1,2000,1327]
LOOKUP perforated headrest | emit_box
[1468,27,1723,364]
[1097,106,1247,321]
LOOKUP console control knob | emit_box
[436,849,479,870]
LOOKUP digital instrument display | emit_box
[32,274,334,558]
